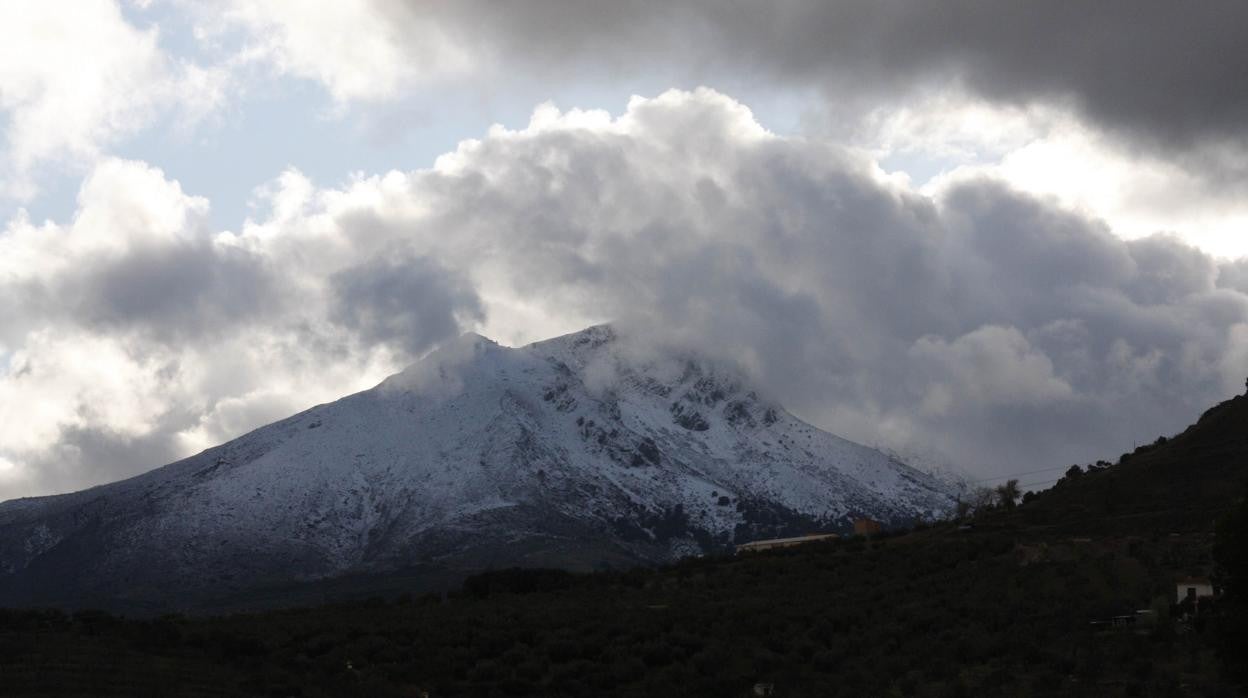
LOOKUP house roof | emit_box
[1177,576,1212,585]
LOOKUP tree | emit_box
[971,487,996,514]
[954,498,973,521]
[994,479,1021,509]
[1056,464,1083,487]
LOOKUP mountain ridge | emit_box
[0,324,955,612]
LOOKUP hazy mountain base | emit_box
[0,488,870,616]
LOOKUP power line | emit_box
[967,465,1072,484]
[1018,476,1063,490]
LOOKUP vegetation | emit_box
[0,525,1238,697]
[1215,484,1248,685]
[0,392,1243,696]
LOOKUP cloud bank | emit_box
[173,1,1248,258]
[3,89,1246,499]
[212,1,1248,173]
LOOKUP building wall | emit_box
[853,518,882,536]
[1176,582,1214,604]
[735,533,839,554]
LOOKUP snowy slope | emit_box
[0,325,955,611]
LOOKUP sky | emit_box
[2,0,1248,499]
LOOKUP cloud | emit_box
[912,107,1248,259]
[108,0,1238,269]
[910,326,1075,416]
[479,2,1248,162]
[0,0,228,198]
[195,2,1248,261]
[312,88,1245,477]
[3,88,1248,500]
[1220,259,1248,294]
[209,2,1248,165]
[203,0,471,102]
[0,159,479,499]
[330,253,485,357]
[0,159,274,344]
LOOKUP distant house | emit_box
[853,517,882,536]
[735,533,840,554]
[1176,576,1214,604]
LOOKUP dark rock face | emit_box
[671,402,711,431]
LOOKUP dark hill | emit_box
[1013,390,1248,534]
[0,391,1245,695]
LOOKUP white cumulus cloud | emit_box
[0,0,228,198]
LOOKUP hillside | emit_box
[1014,390,1248,534]
[0,515,1237,696]
[0,389,1244,696]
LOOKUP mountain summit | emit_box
[0,325,954,612]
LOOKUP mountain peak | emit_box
[458,330,493,342]
[444,330,500,353]
[382,331,502,390]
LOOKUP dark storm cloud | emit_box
[329,253,485,359]
[69,241,280,342]
[405,0,1248,167]
[23,424,190,499]
[0,237,281,353]
[1219,258,1248,294]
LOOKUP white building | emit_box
[735,533,840,554]
[1176,576,1214,604]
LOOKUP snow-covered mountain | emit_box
[0,325,954,612]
